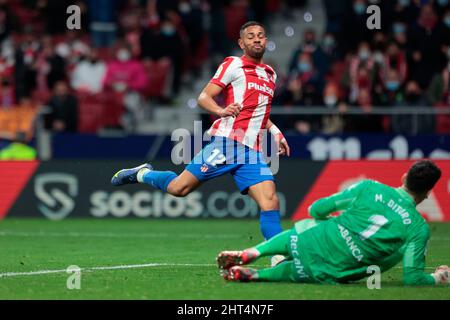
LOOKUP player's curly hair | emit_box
[240,21,266,38]
[406,160,441,194]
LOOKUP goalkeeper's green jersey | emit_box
[292,179,435,285]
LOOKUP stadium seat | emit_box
[0,105,37,139]
[97,92,125,128]
[77,92,124,133]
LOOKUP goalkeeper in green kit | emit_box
[217,160,450,285]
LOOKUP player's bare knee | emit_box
[260,192,279,211]
[170,184,192,197]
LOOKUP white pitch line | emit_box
[0,263,438,279]
[0,263,215,278]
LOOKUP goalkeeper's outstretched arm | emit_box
[308,180,369,220]
[403,223,449,285]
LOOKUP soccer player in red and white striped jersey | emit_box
[111,22,289,260]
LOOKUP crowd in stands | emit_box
[273,0,450,135]
[0,0,283,134]
[0,0,449,136]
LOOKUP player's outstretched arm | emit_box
[266,119,290,157]
[308,180,369,220]
[197,83,241,118]
[402,224,447,286]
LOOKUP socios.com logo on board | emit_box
[34,173,78,220]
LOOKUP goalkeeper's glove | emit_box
[431,265,450,284]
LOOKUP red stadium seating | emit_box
[77,92,124,133]
[0,105,37,140]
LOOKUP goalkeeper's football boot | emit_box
[216,250,259,270]
[111,163,153,186]
[222,266,257,282]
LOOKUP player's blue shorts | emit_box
[186,136,274,194]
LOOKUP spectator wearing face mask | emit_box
[392,21,408,49]
[295,53,323,134]
[289,53,323,104]
[289,30,331,88]
[71,48,107,94]
[382,42,408,86]
[321,33,340,60]
[103,44,149,131]
[103,45,148,94]
[379,69,405,107]
[392,80,435,135]
[322,81,345,134]
[371,32,388,65]
[55,31,91,69]
[120,9,142,58]
[278,54,323,134]
[280,64,318,107]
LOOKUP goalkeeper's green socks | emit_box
[256,261,297,282]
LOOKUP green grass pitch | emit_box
[0,219,449,300]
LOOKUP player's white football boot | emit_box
[111,163,153,186]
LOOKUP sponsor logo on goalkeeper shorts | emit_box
[338,224,364,262]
